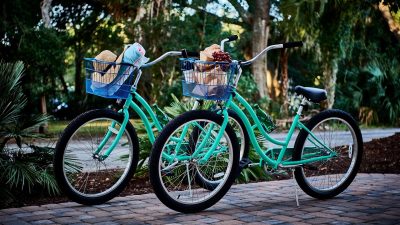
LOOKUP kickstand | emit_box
[291,169,300,207]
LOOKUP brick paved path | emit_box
[1,173,399,225]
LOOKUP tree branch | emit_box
[227,0,250,23]
[196,8,246,27]
[177,2,247,26]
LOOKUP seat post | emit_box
[296,97,308,116]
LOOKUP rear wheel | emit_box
[149,110,240,213]
[54,109,139,205]
[292,109,363,199]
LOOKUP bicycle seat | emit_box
[294,86,327,103]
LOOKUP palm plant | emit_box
[0,61,57,208]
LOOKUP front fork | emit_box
[169,98,232,164]
[198,109,229,164]
[93,96,132,161]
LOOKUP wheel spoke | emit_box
[299,116,359,193]
[59,115,135,200]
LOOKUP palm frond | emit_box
[4,114,52,141]
[0,61,26,127]
[164,94,213,118]
[1,159,38,193]
[36,169,60,196]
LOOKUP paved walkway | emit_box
[1,173,399,225]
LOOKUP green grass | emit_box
[47,119,147,137]
[47,120,70,136]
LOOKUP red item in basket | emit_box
[212,51,232,62]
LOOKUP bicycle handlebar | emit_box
[141,51,181,68]
[227,35,238,42]
[283,41,303,48]
[141,49,200,68]
[140,39,302,68]
[241,41,303,66]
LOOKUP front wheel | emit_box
[149,110,240,213]
[54,109,139,205]
[292,109,363,199]
[189,109,250,190]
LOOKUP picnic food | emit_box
[212,51,232,63]
[92,50,118,85]
[189,44,232,96]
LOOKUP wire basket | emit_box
[84,58,137,99]
[180,59,238,101]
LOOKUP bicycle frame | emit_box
[93,89,162,160]
[168,89,338,169]
[93,72,202,160]
[227,91,337,169]
[168,42,339,170]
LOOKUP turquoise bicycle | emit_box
[149,41,363,213]
[53,36,250,205]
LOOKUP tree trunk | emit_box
[75,49,83,101]
[39,0,52,133]
[58,73,68,95]
[279,48,289,116]
[251,0,270,99]
[40,0,52,27]
[133,6,146,43]
[378,2,400,41]
[323,59,338,109]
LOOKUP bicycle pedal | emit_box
[239,158,253,170]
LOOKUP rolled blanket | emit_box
[90,43,149,96]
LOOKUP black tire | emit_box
[292,109,363,199]
[190,109,249,190]
[149,110,240,213]
[54,109,139,205]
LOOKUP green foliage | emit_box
[0,0,42,60]
[163,94,213,118]
[335,7,400,125]
[18,27,67,110]
[236,73,270,109]
[0,61,58,208]
[134,135,152,178]
[1,0,399,125]
[156,77,183,108]
[237,148,272,183]
[50,1,125,113]
[0,61,26,128]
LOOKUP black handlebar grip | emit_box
[283,41,303,48]
[181,49,200,58]
[227,35,238,42]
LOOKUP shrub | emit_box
[0,61,58,208]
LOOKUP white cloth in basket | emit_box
[91,43,149,96]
